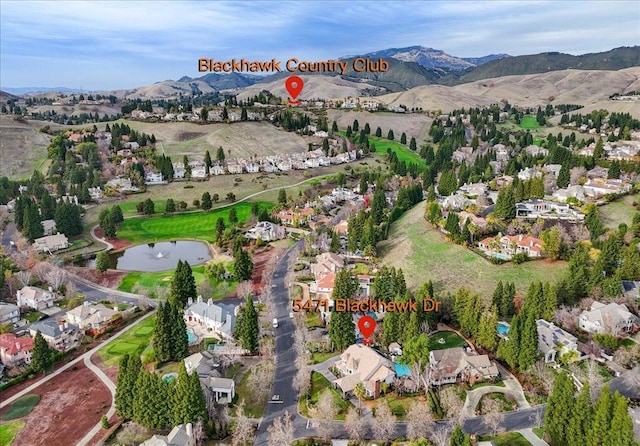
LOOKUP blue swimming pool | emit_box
[497,322,510,335]
[187,330,196,343]
[394,362,411,377]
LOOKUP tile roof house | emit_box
[311,252,346,278]
[184,297,236,340]
[33,234,69,253]
[0,333,34,367]
[429,347,499,386]
[478,233,543,260]
[66,302,121,336]
[333,344,395,397]
[536,319,578,363]
[334,219,349,235]
[29,319,81,352]
[312,272,336,302]
[578,301,640,336]
[17,286,55,311]
[0,302,20,324]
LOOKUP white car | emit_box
[289,312,294,318]
[272,318,279,328]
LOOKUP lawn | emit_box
[116,201,274,244]
[310,351,336,365]
[369,135,426,167]
[117,265,238,299]
[306,312,326,330]
[0,394,40,421]
[97,315,156,366]
[366,391,418,420]
[0,421,24,446]
[519,115,540,130]
[299,372,353,420]
[599,193,639,230]
[379,203,568,298]
[233,363,270,418]
[479,432,531,445]
[429,331,466,351]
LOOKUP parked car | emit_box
[272,318,279,328]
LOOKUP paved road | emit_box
[0,310,155,410]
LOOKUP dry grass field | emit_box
[327,109,434,143]
[0,115,54,179]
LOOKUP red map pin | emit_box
[358,315,376,340]
[285,76,304,105]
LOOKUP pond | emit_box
[100,240,211,272]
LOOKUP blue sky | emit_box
[1,0,639,90]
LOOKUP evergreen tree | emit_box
[143,198,155,215]
[278,189,287,206]
[370,187,386,226]
[426,185,436,202]
[165,198,176,214]
[239,295,259,352]
[608,160,621,179]
[115,355,138,420]
[387,129,394,140]
[588,384,613,446]
[608,391,635,446]
[329,270,359,350]
[545,372,575,446]
[216,146,225,163]
[101,212,117,238]
[437,169,457,196]
[497,314,520,368]
[153,302,172,362]
[541,226,562,260]
[567,382,592,446]
[330,231,341,253]
[476,305,498,351]
[201,192,212,211]
[450,424,468,446]
[492,281,504,309]
[234,248,253,281]
[453,288,481,338]
[557,162,570,188]
[170,260,197,309]
[204,150,212,173]
[96,251,110,273]
[400,132,407,144]
[110,205,124,224]
[494,185,516,219]
[229,207,238,226]
[168,301,189,360]
[40,193,55,220]
[375,127,382,137]
[215,217,225,244]
[31,331,53,374]
[409,137,417,151]
[518,312,538,370]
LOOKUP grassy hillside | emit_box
[379,203,568,299]
[0,115,52,179]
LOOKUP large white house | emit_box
[536,319,578,363]
[183,297,237,339]
[579,301,640,337]
[17,286,55,311]
[333,344,395,398]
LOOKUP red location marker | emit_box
[358,315,376,340]
[285,76,304,105]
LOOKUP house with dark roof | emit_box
[429,347,499,386]
[29,319,81,352]
[536,319,578,363]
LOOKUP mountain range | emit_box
[3,46,639,97]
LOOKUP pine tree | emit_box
[450,424,468,446]
[229,208,238,226]
[171,260,197,308]
[387,129,394,140]
[204,150,212,173]
[557,162,570,188]
[168,301,189,360]
[494,185,516,219]
[375,127,382,137]
[165,198,176,214]
[133,368,171,429]
[492,281,504,309]
[96,251,110,273]
[608,391,635,446]
[501,282,516,317]
[110,205,124,224]
[545,372,575,445]
[201,192,212,211]
[588,384,612,446]
[567,382,592,446]
[476,305,498,351]
[329,311,356,350]
[240,295,259,352]
[370,187,386,226]
[234,248,253,281]
[409,137,417,151]
[400,132,407,144]
[542,283,557,321]
[153,302,172,362]
[31,331,53,374]
[330,231,340,253]
[608,160,621,179]
[518,312,538,370]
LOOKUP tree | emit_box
[587,384,612,446]
[31,330,53,374]
[406,401,432,440]
[165,198,176,215]
[353,382,366,410]
[344,406,367,441]
[229,207,238,226]
[115,354,141,420]
[400,333,430,394]
[494,185,516,219]
[216,146,225,163]
[557,162,570,188]
[101,212,117,238]
[239,295,259,352]
[541,226,562,260]
[170,260,197,308]
[438,169,457,196]
[267,410,294,446]
[476,305,498,351]
[372,401,396,441]
[567,382,592,446]
[143,198,155,216]
[315,389,338,439]
[96,251,110,274]
[54,202,83,236]
[277,189,287,206]
[608,391,635,446]
[545,372,575,445]
[204,150,212,173]
[173,362,207,425]
[233,248,253,282]
[400,132,407,144]
[370,187,386,225]
[410,136,417,151]
[201,192,212,211]
[110,205,124,224]
[387,129,395,140]
[450,424,470,446]
[231,400,254,445]
[608,160,621,179]
[215,217,226,245]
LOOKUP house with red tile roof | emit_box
[0,333,34,367]
[478,233,543,260]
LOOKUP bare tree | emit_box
[153,285,171,301]
[583,359,605,399]
[266,410,294,446]
[197,280,213,299]
[32,262,49,283]
[16,270,32,287]
[372,401,396,441]
[46,267,68,292]
[344,406,368,441]
[483,406,505,436]
[429,421,453,446]
[247,362,274,402]
[237,280,253,299]
[570,166,587,185]
[530,360,555,396]
[315,388,338,439]
[406,401,432,440]
[554,306,581,332]
[193,419,206,446]
[439,385,464,419]
[231,400,255,446]
[64,280,77,298]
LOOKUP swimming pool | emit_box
[497,322,510,335]
[187,330,196,343]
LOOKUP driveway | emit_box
[460,376,531,419]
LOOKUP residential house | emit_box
[34,233,69,253]
[0,333,34,367]
[495,175,514,188]
[245,221,286,242]
[183,351,235,404]
[583,178,632,198]
[312,272,336,304]
[358,275,375,297]
[245,162,260,174]
[333,344,396,397]
[141,424,196,446]
[478,233,543,260]
[66,302,120,336]
[458,183,489,198]
[622,281,640,300]
[536,319,578,363]
[17,286,55,311]
[191,167,207,179]
[0,302,20,324]
[172,163,186,179]
[429,347,499,386]
[523,145,548,156]
[441,193,471,211]
[552,185,586,203]
[275,207,314,226]
[515,199,584,221]
[518,167,542,181]
[227,162,244,174]
[311,252,345,277]
[145,172,165,184]
[210,165,225,175]
[42,219,57,236]
[29,319,81,352]
[457,211,488,229]
[335,219,349,235]
[543,164,562,178]
[184,297,236,340]
[578,301,640,336]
